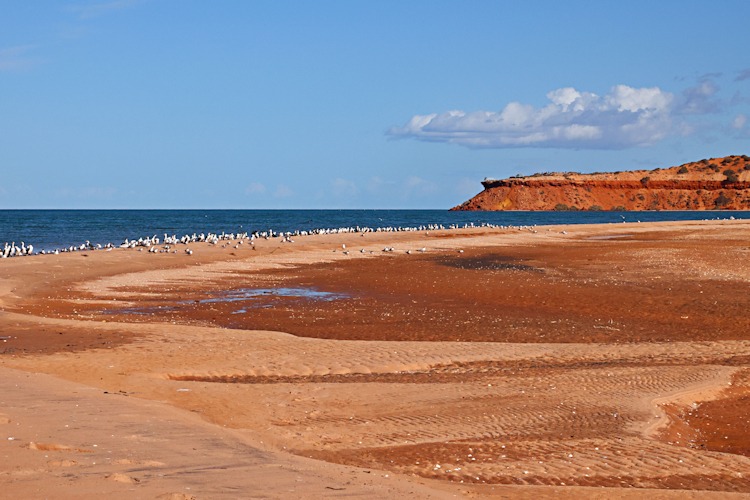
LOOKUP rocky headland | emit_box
[452,155,750,211]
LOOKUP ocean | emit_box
[1,209,747,253]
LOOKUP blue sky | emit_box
[1,1,748,209]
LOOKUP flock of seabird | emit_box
[1,222,517,259]
[5,215,741,260]
[1,241,33,258]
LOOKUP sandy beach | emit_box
[1,219,750,499]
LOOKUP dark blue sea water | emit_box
[1,209,747,252]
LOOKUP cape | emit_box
[451,155,750,211]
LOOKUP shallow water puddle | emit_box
[198,287,348,304]
[102,287,349,316]
[201,287,350,315]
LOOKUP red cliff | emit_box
[451,155,750,211]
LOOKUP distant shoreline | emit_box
[2,208,748,255]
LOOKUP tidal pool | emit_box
[102,287,350,317]
[198,287,349,304]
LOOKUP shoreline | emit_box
[2,209,748,256]
[2,220,750,498]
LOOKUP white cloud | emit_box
[606,85,673,112]
[732,114,747,129]
[245,182,267,195]
[736,68,750,82]
[331,178,358,198]
[678,80,721,114]
[389,85,677,149]
[273,184,293,198]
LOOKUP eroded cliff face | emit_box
[452,155,750,211]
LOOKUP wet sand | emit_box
[1,220,750,498]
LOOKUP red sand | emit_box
[2,220,750,498]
